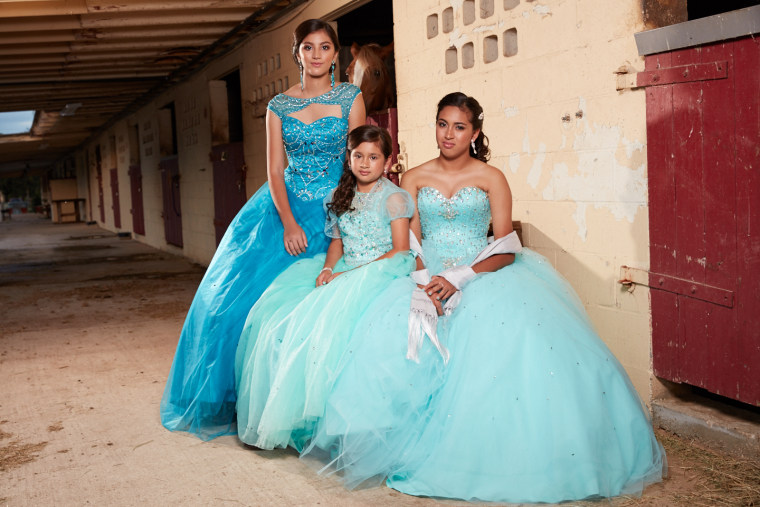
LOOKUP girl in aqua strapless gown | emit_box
[234,125,415,451]
[303,92,665,503]
[160,19,365,440]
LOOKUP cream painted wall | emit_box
[392,0,653,400]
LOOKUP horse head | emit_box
[346,42,395,113]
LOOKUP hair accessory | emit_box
[330,62,335,88]
[299,61,304,90]
[478,112,484,120]
[471,139,477,155]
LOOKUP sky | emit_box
[0,110,35,135]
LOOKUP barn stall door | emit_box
[110,168,121,229]
[644,36,760,406]
[159,156,183,248]
[129,165,145,235]
[211,143,246,245]
[95,146,105,223]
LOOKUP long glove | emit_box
[407,231,523,363]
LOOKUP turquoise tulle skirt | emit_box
[160,184,332,440]
[235,251,415,451]
[303,249,665,503]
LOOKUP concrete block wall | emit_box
[392,0,654,401]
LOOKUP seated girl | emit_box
[303,92,665,504]
[234,125,415,451]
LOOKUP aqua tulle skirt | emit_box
[235,252,415,451]
[160,184,332,440]
[303,249,665,503]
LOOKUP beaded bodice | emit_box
[328,178,414,269]
[267,83,361,202]
[418,186,491,274]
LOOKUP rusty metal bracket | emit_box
[618,266,734,308]
[636,61,728,87]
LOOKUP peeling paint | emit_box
[527,143,546,189]
[509,152,520,174]
[540,97,646,240]
[685,255,708,267]
[448,29,469,49]
[474,24,498,33]
[449,0,464,12]
[623,137,644,158]
[533,4,552,16]
[503,106,519,118]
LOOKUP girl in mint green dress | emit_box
[234,125,415,450]
[303,93,666,504]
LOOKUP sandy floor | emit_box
[1,215,758,506]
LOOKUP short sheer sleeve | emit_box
[323,190,341,238]
[266,94,286,120]
[383,187,415,222]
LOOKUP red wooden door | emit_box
[129,164,145,235]
[96,148,105,223]
[645,36,760,406]
[110,167,121,229]
[211,143,246,245]
[367,108,399,185]
[159,156,183,248]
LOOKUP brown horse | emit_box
[346,42,395,114]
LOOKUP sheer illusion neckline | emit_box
[282,82,348,101]
[419,186,487,200]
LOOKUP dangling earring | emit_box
[298,61,304,90]
[471,139,477,155]
[330,62,335,88]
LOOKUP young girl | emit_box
[234,125,415,451]
[160,19,364,440]
[303,93,665,504]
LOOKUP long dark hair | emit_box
[327,125,393,217]
[436,92,490,162]
[291,19,340,66]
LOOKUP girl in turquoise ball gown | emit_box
[235,125,415,451]
[303,92,666,503]
[160,19,365,440]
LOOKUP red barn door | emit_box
[160,156,183,248]
[644,36,760,406]
[110,168,121,229]
[211,143,246,246]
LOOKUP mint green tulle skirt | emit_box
[234,251,415,451]
[303,249,665,503]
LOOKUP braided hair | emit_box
[436,92,490,162]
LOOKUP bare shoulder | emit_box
[480,163,509,188]
[401,160,436,190]
[410,159,439,177]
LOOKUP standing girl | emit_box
[160,19,365,440]
[235,125,415,451]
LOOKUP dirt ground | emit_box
[1,215,758,506]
